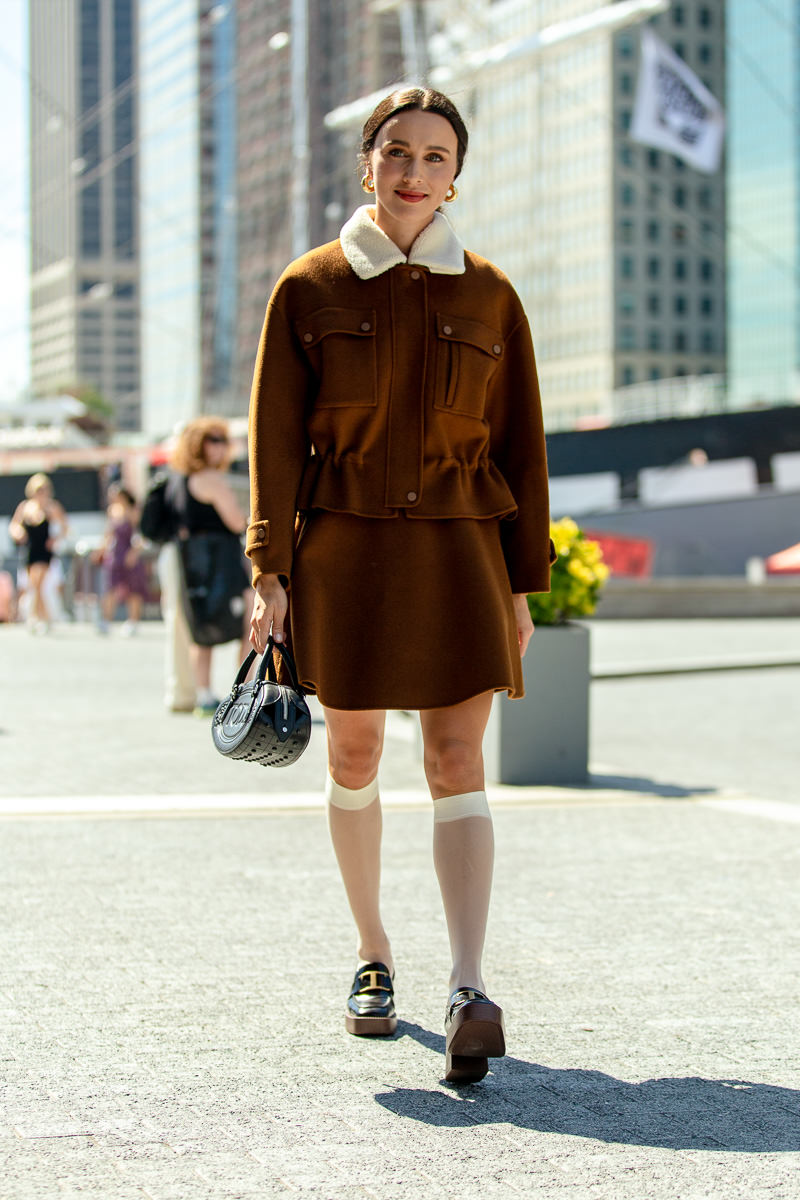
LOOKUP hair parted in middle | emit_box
[359,87,469,179]
[169,416,232,476]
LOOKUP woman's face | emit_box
[367,108,459,246]
[202,430,229,468]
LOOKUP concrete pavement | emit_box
[1,619,799,1198]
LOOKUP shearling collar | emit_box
[339,204,465,280]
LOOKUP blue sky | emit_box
[0,0,28,404]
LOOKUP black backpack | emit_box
[139,471,187,544]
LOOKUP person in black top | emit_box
[167,418,252,716]
[9,473,69,633]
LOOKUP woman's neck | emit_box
[371,205,431,258]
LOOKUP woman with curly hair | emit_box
[164,417,253,716]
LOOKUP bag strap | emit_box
[231,639,303,695]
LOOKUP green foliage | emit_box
[528,517,610,625]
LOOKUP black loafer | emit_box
[345,962,397,1037]
[444,987,505,1083]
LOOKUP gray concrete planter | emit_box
[483,623,590,785]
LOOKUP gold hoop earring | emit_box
[445,183,458,202]
[361,173,375,194]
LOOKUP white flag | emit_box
[630,27,725,173]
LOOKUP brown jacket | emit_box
[246,214,553,594]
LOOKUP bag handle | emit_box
[229,638,303,695]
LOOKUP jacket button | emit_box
[303,332,313,343]
[410,270,421,280]
[493,344,502,355]
[360,321,371,331]
[443,324,453,335]
[406,491,417,502]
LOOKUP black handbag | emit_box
[178,531,249,646]
[211,639,312,767]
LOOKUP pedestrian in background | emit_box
[247,87,553,1083]
[95,486,148,635]
[8,473,69,634]
[166,417,253,717]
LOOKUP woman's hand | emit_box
[250,574,288,653]
[512,593,534,658]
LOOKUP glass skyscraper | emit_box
[29,0,140,429]
[138,0,237,437]
[727,0,800,407]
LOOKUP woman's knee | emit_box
[327,719,384,789]
[423,734,483,794]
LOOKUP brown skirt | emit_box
[289,510,524,710]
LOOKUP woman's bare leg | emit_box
[323,707,392,971]
[28,563,50,623]
[420,692,495,994]
[190,644,213,690]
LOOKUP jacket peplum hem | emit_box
[294,453,519,520]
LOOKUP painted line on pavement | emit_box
[0,786,710,818]
[699,796,800,825]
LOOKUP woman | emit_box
[247,88,554,1083]
[168,418,254,716]
[9,473,69,634]
[96,487,148,634]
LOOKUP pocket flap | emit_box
[436,312,504,358]
[295,307,377,348]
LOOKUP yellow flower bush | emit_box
[527,517,610,625]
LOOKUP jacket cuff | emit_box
[245,519,270,556]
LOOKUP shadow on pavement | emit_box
[587,773,718,799]
[380,1023,800,1151]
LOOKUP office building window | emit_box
[700,330,715,352]
[619,326,636,349]
[674,258,687,280]
[647,149,661,170]
[80,182,102,256]
[621,183,636,206]
[649,367,662,381]
[673,4,684,23]
[699,6,712,27]
[700,295,713,316]
[647,257,661,279]
[674,295,687,315]
[621,255,635,279]
[647,220,660,241]
[619,292,636,315]
[620,219,634,243]
[647,293,660,315]
[622,366,636,386]
[673,331,687,351]
[648,328,662,350]
[700,258,714,281]
[674,185,687,207]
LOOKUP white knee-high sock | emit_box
[326,773,393,971]
[432,790,494,993]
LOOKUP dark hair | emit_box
[360,87,468,178]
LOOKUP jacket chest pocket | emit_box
[294,307,377,408]
[433,312,504,419]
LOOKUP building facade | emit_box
[440,0,726,429]
[138,0,237,437]
[234,0,404,405]
[29,0,141,430]
[727,0,799,408]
